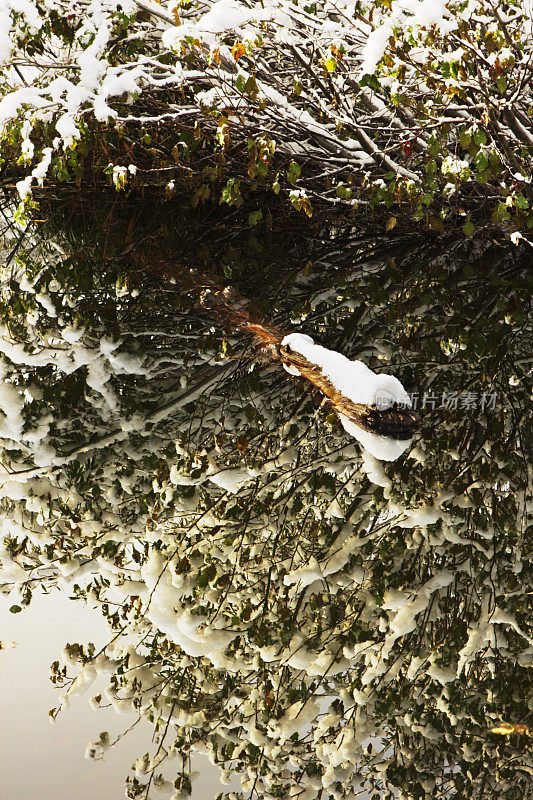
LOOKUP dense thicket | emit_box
[0,3,532,798]
[1,0,533,239]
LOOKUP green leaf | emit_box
[463,219,475,236]
[9,605,22,613]
[459,128,471,149]
[492,203,511,223]
[243,76,258,97]
[428,134,440,157]
[473,128,487,147]
[336,184,352,200]
[248,211,263,227]
[475,151,488,172]
[359,73,380,92]
[488,150,502,174]
[286,161,301,185]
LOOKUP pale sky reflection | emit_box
[0,590,224,800]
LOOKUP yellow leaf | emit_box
[302,197,313,218]
[491,722,530,736]
[232,41,245,61]
[386,216,397,231]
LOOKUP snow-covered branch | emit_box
[0,0,532,237]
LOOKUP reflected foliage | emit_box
[0,200,531,800]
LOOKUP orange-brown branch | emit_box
[139,255,420,440]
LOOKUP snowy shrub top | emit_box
[0,0,532,237]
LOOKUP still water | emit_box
[0,206,531,800]
[0,591,224,800]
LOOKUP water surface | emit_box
[0,208,531,800]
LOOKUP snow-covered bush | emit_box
[0,0,532,238]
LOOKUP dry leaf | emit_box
[491,722,530,736]
[232,42,245,61]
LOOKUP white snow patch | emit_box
[61,324,85,343]
[282,333,411,409]
[398,504,441,528]
[361,452,392,487]
[208,467,252,493]
[284,557,323,589]
[427,661,455,685]
[195,0,251,34]
[340,416,412,461]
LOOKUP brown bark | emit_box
[139,255,420,440]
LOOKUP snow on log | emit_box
[149,270,421,461]
[279,333,419,461]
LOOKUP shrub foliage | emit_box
[1,0,532,237]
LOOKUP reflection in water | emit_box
[0,202,531,800]
[0,591,158,800]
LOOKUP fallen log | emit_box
[140,257,421,458]
[198,281,420,444]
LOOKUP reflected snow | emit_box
[0,202,531,800]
